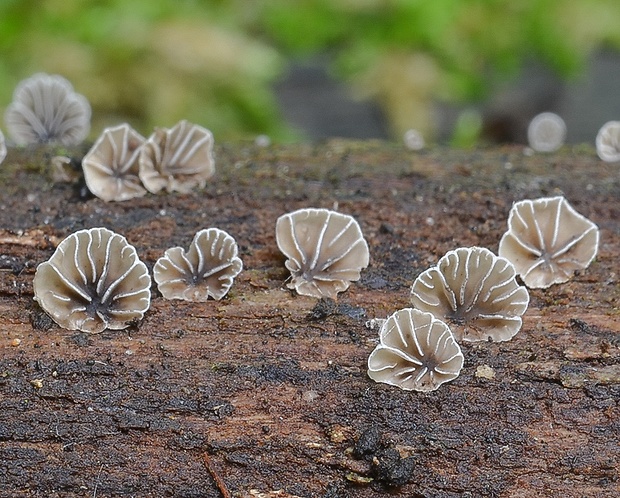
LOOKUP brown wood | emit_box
[0,141,619,497]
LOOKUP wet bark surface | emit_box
[0,141,619,497]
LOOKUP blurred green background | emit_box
[1,0,619,144]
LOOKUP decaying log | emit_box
[0,141,619,497]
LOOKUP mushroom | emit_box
[0,130,6,165]
[4,73,91,146]
[153,228,243,301]
[498,196,599,288]
[82,124,147,202]
[403,129,425,151]
[410,247,529,342]
[139,120,215,194]
[527,112,566,153]
[595,121,620,162]
[367,308,463,392]
[33,227,151,333]
[275,208,370,298]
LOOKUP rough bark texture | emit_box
[0,141,618,498]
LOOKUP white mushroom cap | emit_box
[527,112,566,153]
[275,208,370,298]
[595,121,620,162]
[498,196,599,288]
[4,73,91,146]
[368,308,463,392]
[153,228,243,301]
[82,124,147,202]
[410,247,529,342]
[403,129,425,151]
[0,130,6,165]
[139,120,215,194]
[33,227,151,333]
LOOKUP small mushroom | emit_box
[403,129,425,151]
[153,228,243,301]
[4,73,91,146]
[82,124,147,202]
[498,196,599,288]
[139,120,215,194]
[595,121,620,162]
[367,308,463,392]
[33,227,151,333]
[527,112,566,153]
[0,130,6,165]
[410,247,529,342]
[275,208,370,298]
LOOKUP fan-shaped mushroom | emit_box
[153,228,242,301]
[367,308,463,392]
[527,112,566,153]
[82,124,147,202]
[33,227,151,333]
[139,120,215,194]
[498,196,599,288]
[595,121,620,162]
[410,247,529,342]
[4,73,91,146]
[275,208,370,298]
[0,130,6,165]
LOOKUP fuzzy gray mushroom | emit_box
[153,228,242,301]
[0,130,6,165]
[527,112,566,153]
[82,124,147,202]
[33,227,151,333]
[498,196,599,288]
[139,120,215,194]
[368,308,463,392]
[275,208,370,298]
[410,247,529,342]
[595,121,620,162]
[4,73,91,146]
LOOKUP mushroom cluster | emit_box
[81,120,215,201]
[4,73,91,146]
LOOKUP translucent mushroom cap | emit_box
[275,208,370,298]
[153,228,243,301]
[527,112,566,153]
[33,227,151,333]
[82,124,147,202]
[498,196,599,289]
[410,247,529,342]
[139,120,215,194]
[595,121,620,162]
[4,73,91,146]
[0,130,6,165]
[367,308,463,392]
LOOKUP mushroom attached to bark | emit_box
[410,247,529,342]
[527,112,566,152]
[498,196,599,288]
[33,227,151,333]
[139,120,215,194]
[0,130,6,165]
[153,228,243,301]
[595,121,620,162]
[4,73,91,146]
[82,124,147,202]
[275,208,370,298]
[367,308,463,392]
